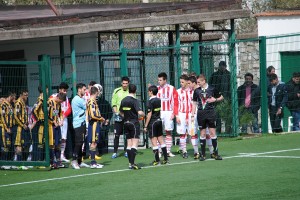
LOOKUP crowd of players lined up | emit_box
[0,69,225,170]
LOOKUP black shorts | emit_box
[148,119,163,139]
[197,109,216,129]
[114,121,124,136]
[74,124,86,145]
[124,121,140,139]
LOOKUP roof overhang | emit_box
[0,1,250,41]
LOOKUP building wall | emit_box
[0,33,99,105]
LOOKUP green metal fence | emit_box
[0,56,51,167]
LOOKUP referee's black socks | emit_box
[200,138,206,157]
[212,137,218,155]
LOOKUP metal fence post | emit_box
[119,30,128,77]
[191,42,200,75]
[70,35,77,96]
[59,36,66,82]
[175,24,181,87]
[229,19,239,136]
[259,36,269,134]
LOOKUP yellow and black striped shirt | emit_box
[14,98,28,127]
[0,100,14,131]
[47,98,62,125]
[87,98,103,122]
[32,96,44,122]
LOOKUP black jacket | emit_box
[286,79,300,111]
[209,69,231,99]
[237,83,261,113]
[267,82,288,109]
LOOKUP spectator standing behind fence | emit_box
[209,61,231,134]
[286,72,300,131]
[237,73,261,133]
[267,66,276,86]
[267,74,288,133]
[111,76,130,159]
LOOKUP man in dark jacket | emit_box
[286,72,300,131]
[237,73,261,133]
[209,61,231,133]
[267,74,288,133]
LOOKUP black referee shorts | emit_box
[74,123,86,145]
[124,121,140,139]
[147,119,163,139]
[197,109,216,129]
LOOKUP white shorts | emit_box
[177,112,197,135]
[161,110,174,131]
[60,118,68,140]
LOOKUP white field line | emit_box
[1,148,300,188]
[245,155,300,159]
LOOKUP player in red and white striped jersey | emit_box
[157,72,178,157]
[176,74,194,159]
[50,82,71,162]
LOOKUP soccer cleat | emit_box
[90,164,103,169]
[1,166,12,170]
[79,162,89,168]
[161,160,170,165]
[210,153,216,159]
[152,160,160,166]
[124,152,128,158]
[214,155,223,160]
[131,164,141,170]
[61,155,70,163]
[167,152,176,157]
[182,152,188,159]
[111,153,118,159]
[199,155,206,161]
[57,162,65,168]
[88,155,102,160]
[50,163,58,169]
[71,160,80,169]
[194,153,200,160]
[19,166,29,170]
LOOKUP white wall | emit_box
[0,33,99,105]
[257,16,300,37]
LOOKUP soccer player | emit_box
[50,82,71,162]
[83,81,97,103]
[87,86,105,169]
[144,85,169,165]
[157,72,178,157]
[111,76,130,159]
[176,74,193,159]
[192,74,223,161]
[13,89,30,162]
[119,84,145,170]
[31,85,47,161]
[71,83,89,169]
[48,92,66,169]
[0,92,16,160]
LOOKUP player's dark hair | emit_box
[158,72,168,80]
[57,92,67,101]
[148,85,158,95]
[244,72,253,80]
[267,65,275,74]
[121,76,130,82]
[189,76,197,83]
[269,73,278,81]
[292,72,300,78]
[76,83,86,90]
[19,89,28,95]
[180,74,189,81]
[128,84,137,93]
[89,81,97,86]
[59,82,69,90]
[7,91,16,98]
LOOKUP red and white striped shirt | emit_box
[83,91,91,104]
[50,93,71,118]
[157,84,178,116]
[177,87,193,119]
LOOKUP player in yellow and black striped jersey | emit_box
[47,92,66,169]
[13,89,29,161]
[87,86,105,168]
[31,85,47,161]
[0,92,16,160]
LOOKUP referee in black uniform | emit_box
[119,84,145,170]
[192,74,223,161]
